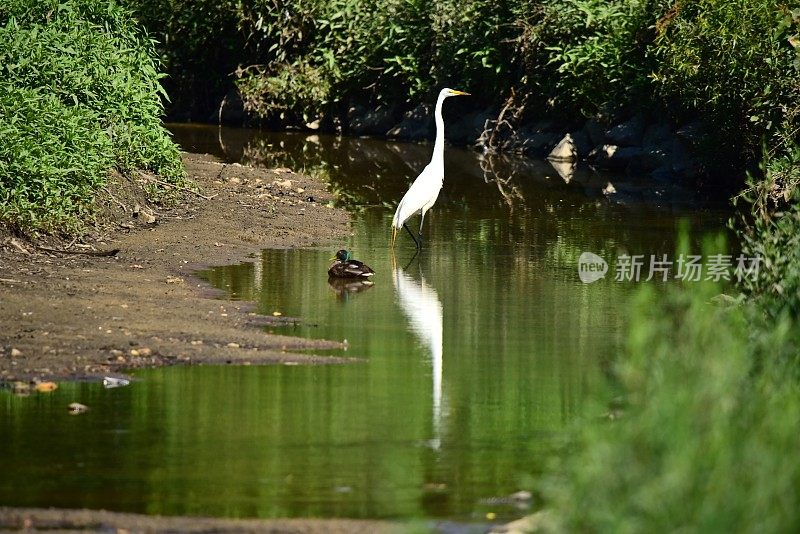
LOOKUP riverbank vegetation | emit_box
[129,1,798,185]
[0,0,183,234]
[545,232,800,530]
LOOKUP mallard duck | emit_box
[328,249,375,279]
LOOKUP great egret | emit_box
[328,249,375,278]
[391,87,470,249]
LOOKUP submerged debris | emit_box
[103,376,130,389]
[11,381,31,396]
[68,402,89,414]
[479,490,533,509]
[34,381,58,393]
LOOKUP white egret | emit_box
[391,87,470,249]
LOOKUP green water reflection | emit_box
[0,125,729,522]
[193,202,725,520]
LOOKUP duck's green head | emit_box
[332,249,351,262]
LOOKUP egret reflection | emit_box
[392,263,444,449]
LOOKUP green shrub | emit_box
[233,0,523,120]
[235,0,439,120]
[0,0,183,233]
[238,60,334,121]
[650,0,800,163]
[120,0,244,119]
[736,150,800,318]
[520,0,667,116]
[0,85,113,233]
[545,275,800,532]
[431,0,517,96]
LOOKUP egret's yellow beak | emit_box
[451,90,470,96]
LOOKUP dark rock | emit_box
[634,122,679,173]
[348,104,397,136]
[449,107,494,145]
[650,164,678,184]
[476,118,562,155]
[616,147,645,172]
[582,119,607,146]
[605,114,646,147]
[637,145,672,172]
[642,122,673,148]
[588,144,610,162]
[589,144,643,170]
[570,129,593,157]
[514,127,560,156]
[478,127,558,155]
[387,103,434,140]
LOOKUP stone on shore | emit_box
[547,133,577,162]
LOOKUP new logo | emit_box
[578,252,608,283]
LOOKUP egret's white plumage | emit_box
[391,87,470,249]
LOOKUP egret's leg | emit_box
[403,249,419,269]
[418,211,426,243]
[403,223,421,250]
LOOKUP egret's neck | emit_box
[432,94,446,163]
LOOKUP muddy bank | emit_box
[0,153,356,382]
[0,507,399,533]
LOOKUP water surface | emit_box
[0,125,729,522]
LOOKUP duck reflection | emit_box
[392,264,444,449]
[327,277,374,301]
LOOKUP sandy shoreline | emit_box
[0,152,357,382]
